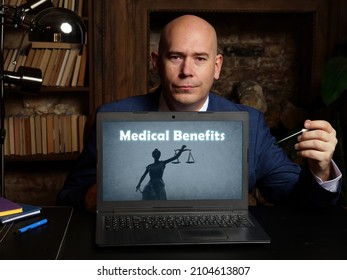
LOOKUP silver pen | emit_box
[275,128,309,145]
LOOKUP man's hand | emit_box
[295,120,337,181]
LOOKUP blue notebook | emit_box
[0,204,41,224]
[0,197,22,216]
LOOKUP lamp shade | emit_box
[29,7,86,44]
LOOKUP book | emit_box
[39,48,52,78]
[7,48,18,72]
[77,45,87,86]
[65,114,72,153]
[74,0,79,14]
[24,48,36,67]
[71,54,82,87]
[35,49,46,70]
[60,48,79,86]
[0,204,41,224]
[0,197,23,217]
[77,0,83,16]
[13,116,21,155]
[19,117,25,155]
[29,115,36,155]
[14,52,26,71]
[70,0,76,12]
[71,114,79,152]
[46,114,54,154]
[34,114,42,154]
[52,0,59,7]
[31,49,42,68]
[42,49,59,86]
[48,49,64,86]
[4,49,14,71]
[66,49,80,86]
[24,116,31,156]
[78,114,87,152]
[59,114,66,153]
[56,49,70,86]
[4,117,9,156]
[8,116,15,155]
[41,115,47,154]
[53,114,60,153]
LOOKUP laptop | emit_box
[95,111,270,246]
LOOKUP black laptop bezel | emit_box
[96,111,249,213]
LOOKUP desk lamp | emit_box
[0,0,86,198]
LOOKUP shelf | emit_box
[5,153,80,162]
[39,86,90,94]
[4,87,88,99]
[1,0,91,207]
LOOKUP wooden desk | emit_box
[1,206,346,259]
[59,206,347,260]
[0,206,73,260]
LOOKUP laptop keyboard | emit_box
[104,213,253,231]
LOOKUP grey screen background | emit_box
[101,121,243,201]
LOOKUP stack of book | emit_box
[3,43,87,88]
[3,113,87,156]
[27,42,87,87]
[0,197,41,224]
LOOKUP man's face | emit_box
[152,18,223,111]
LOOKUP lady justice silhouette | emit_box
[135,145,193,200]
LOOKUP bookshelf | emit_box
[3,0,91,163]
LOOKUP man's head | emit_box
[151,15,223,111]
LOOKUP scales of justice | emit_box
[172,149,195,164]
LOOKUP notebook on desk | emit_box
[95,111,270,246]
[0,206,73,259]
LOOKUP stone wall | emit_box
[4,161,76,206]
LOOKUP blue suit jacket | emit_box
[57,90,340,210]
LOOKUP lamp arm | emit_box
[13,30,28,64]
[0,5,36,30]
[0,0,53,31]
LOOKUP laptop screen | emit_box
[97,112,249,210]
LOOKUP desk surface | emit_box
[1,206,346,259]
[0,206,73,260]
[59,206,347,260]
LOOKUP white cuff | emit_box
[312,160,342,193]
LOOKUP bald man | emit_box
[58,15,341,212]
[152,15,223,111]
